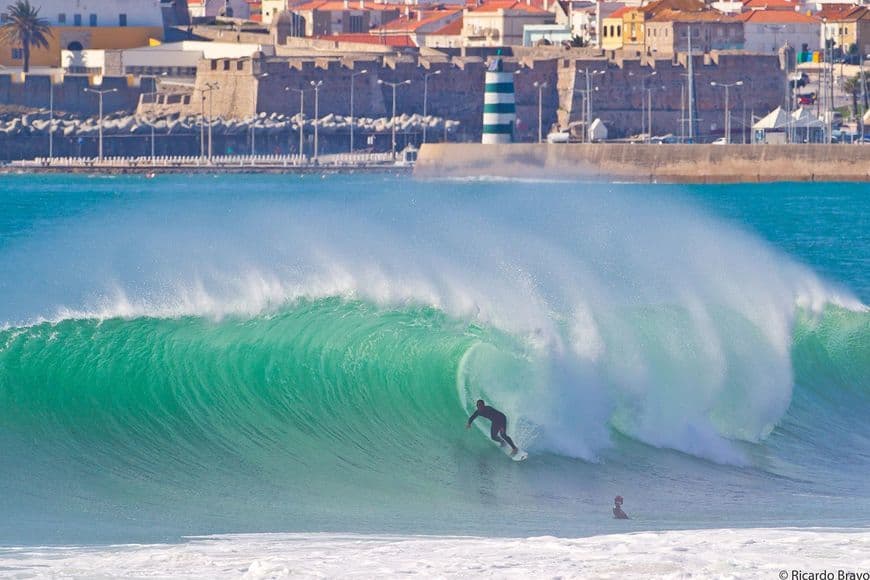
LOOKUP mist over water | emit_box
[1,176,868,544]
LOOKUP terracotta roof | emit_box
[815,4,869,21]
[742,0,798,10]
[739,10,819,24]
[316,32,417,46]
[466,1,551,14]
[649,8,739,22]
[294,0,399,11]
[433,16,463,34]
[643,0,707,16]
[373,9,461,32]
[605,6,632,19]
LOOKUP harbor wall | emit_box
[414,143,870,182]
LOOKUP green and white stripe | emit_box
[482,71,515,144]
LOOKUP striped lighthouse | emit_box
[482,57,515,144]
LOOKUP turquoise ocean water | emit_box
[0,175,867,545]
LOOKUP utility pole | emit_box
[83,87,118,162]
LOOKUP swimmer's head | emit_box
[476,399,485,410]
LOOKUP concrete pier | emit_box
[414,143,870,183]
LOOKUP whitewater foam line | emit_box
[2,528,867,579]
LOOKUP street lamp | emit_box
[630,70,657,142]
[423,69,441,144]
[201,81,219,163]
[83,87,118,162]
[310,80,323,162]
[48,72,57,161]
[350,69,367,153]
[710,80,743,144]
[533,81,548,143]
[249,73,269,160]
[141,73,167,165]
[378,79,411,159]
[577,68,605,143]
[288,87,306,157]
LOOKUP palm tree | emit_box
[0,0,52,73]
[843,75,868,122]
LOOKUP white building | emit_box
[61,41,273,77]
[462,2,555,47]
[21,0,164,28]
[739,10,821,54]
[188,0,252,20]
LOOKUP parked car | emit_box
[789,72,810,89]
[797,92,816,105]
[712,137,727,145]
[650,134,679,144]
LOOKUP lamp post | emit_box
[140,73,167,165]
[860,53,869,142]
[533,81,547,143]
[83,87,118,162]
[576,68,605,142]
[423,69,441,144]
[200,81,219,163]
[310,80,323,162]
[645,85,667,143]
[629,70,658,142]
[48,73,55,160]
[250,72,269,160]
[378,79,411,159]
[350,69,367,153]
[710,80,743,144]
[288,87,306,157]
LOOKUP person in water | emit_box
[613,495,629,519]
[466,399,519,455]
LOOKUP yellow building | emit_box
[601,7,628,50]
[0,0,165,68]
[1,26,164,68]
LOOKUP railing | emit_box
[12,152,399,169]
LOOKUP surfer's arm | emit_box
[466,411,479,428]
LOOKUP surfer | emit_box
[613,496,629,519]
[466,399,519,455]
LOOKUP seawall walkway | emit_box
[414,144,870,183]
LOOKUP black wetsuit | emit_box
[468,405,517,450]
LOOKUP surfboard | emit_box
[496,441,528,462]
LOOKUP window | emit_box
[119,13,127,26]
[11,48,22,60]
[89,14,97,26]
[58,13,66,24]
[349,14,364,33]
[617,25,621,37]
[74,14,82,26]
